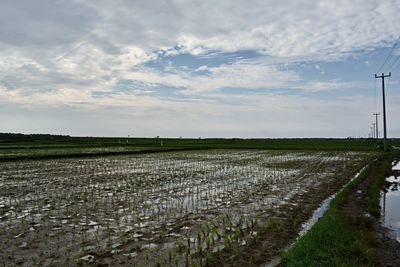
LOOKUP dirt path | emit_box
[340,159,400,266]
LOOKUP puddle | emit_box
[380,160,400,242]
[393,161,400,171]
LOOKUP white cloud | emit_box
[2,0,399,96]
[1,0,400,136]
[116,61,301,95]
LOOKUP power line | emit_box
[387,75,391,91]
[376,36,400,74]
[390,60,400,73]
[384,54,400,73]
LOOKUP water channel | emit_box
[380,160,400,242]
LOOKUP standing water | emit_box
[381,160,400,242]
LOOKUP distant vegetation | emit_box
[0,133,71,139]
[1,133,397,149]
[0,132,398,161]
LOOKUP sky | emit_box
[1,0,400,138]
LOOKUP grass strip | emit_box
[1,137,392,151]
[0,139,388,161]
[281,153,395,267]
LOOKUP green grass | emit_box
[281,153,395,267]
[363,155,394,217]
[1,134,397,160]
[1,135,396,150]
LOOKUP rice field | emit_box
[0,147,143,159]
[0,150,376,266]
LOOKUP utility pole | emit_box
[372,112,380,139]
[375,72,391,151]
[372,123,376,139]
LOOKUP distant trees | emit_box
[0,133,71,140]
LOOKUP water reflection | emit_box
[381,161,400,242]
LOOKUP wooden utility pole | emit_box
[370,125,374,139]
[373,112,380,139]
[375,72,391,151]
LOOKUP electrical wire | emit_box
[390,60,400,73]
[376,36,400,74]
[384,55,400,73]
[386,75,391,91]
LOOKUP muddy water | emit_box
[381,161,400,242]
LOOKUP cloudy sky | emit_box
[1,0,400,138]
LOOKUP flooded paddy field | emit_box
[0,150,376,266]
[0,146,149,160]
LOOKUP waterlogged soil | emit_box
[0,150,376,266]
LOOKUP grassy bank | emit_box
[281,153,395,266]
[363,156,394,217]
